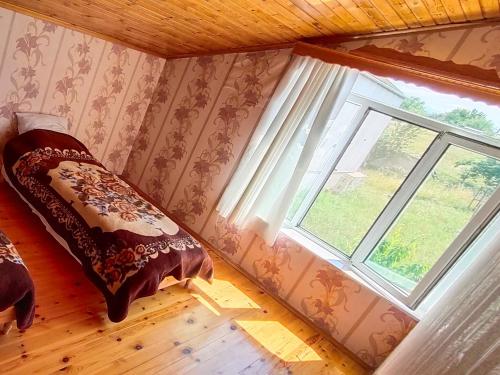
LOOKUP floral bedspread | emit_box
[3,129,213,322]
[0,230,35,329]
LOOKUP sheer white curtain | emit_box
[376,225,500,375]
[217,55,358,245]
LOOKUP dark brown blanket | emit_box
[3,130,213,322]
[0,230,35,329]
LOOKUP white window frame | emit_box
[287,93,500,309]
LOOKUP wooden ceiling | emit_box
[1,0,499,57]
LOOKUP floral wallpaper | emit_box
[105,55,164,173]
[335,24,500,80]
[168,52,277,227]
[50,34,95,127]
[0,8,164,176]
[79,44,131,156]
[123,60,184,182]
[141,55,225,206]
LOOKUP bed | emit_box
[0,230,35,334]
[2,129,214,323]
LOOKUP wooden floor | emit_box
[0,181,370,375]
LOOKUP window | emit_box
[287,75,500,309]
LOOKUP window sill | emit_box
[281,227,421,321]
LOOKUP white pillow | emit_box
[16,112,69,135]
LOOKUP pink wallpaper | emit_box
[335,24,500,80]
[0,8,165,175]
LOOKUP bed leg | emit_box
[183,279,194,290]
[0,321,13,335]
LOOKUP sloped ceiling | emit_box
[0,0,499,57]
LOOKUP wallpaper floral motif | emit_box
[144,56,221,206]
[337,24,500,79]
[81,44,130,155]
[170,53,272,225]
[51,34,95,128]
[355,306,416,367]
[250,235,301,297]
[0,8,164,176]
[106,55,164,173]
[300,267,362,337]
[207,215,243,257]
[0,19,56,118]
[123,60,176,180]
[0,16,58,165]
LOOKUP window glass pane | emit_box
[387,79,500,141]
[287,101,361,221]
[352,73,405,107]
[366,146,500,293]
[417,212,499,315]
[300,111,437,256]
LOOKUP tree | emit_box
[433,108,495,135]
[400,96,426,115]
[457,157,500,195]
[367,97,424,165]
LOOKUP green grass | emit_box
[300,155,486,284]
[301,171,395,255]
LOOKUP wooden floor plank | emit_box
[0,181,369,375]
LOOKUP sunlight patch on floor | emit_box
[235,320,323,362]
[193,278,260,309]
[191,293,221,316]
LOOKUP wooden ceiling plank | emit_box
[439,0,469,21]
[84,1,218,52]
[334,0,383,31]
[3,0,192,55]
[200,0,299,41]
[112,0,254,48]
[367,0,411,28]
[0,0,497,57]
[403,0,437,26]
[422,0,452,23]
[200,0,304,41]
[479,0,500,17]
[317,0,368,31]
[302,0,356,32]
[269,0,338,34]
[385,0,423,27]
[146,0,287,45]
[286,0,347,33]
[228,0,324,37]
[29,0,208,53]
[350,0,396,30]
[460,0,486,20]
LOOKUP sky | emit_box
[390,79,500,134]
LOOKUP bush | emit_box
[371,229,430,283]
